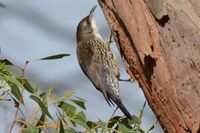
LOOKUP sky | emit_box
[0,0,163,132]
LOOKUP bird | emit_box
[76,5,132,119]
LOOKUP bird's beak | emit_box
[89,5,97,18]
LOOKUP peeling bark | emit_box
[98,0,200,132]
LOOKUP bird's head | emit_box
[77,5,101,42]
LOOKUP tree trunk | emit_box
[98,0,200,132]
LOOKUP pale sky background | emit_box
[0,0,163,132]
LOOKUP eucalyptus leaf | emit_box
[30,95,53,120]
[96,120,107,133]
[119,117,132,129]
[138,101,146,123]
[72,119,92,133]
[4,75,24,103]
[39,92,46,98]
[146,121,157,133]
[10,83,24,104]
[74,96,86,102]
[147,124,155,132]
[87,121,97,129]
[75,111,86,121]
[4,75,24,90]
[107,116,121,128]
[23,79,34,93]
[16,78,34,93]
[71,99,86,110]
[58,101,76,117]
[119,124,131,133]
[4,65,15,75]
[39,53,70,60]
[0,59,13,65]
[129,115,140,125]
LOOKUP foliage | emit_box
[0,53,156,133]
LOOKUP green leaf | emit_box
[96,120,107,133]
[39,92,46,98]
[115,125,119,131]
[119,118,132,129]
[4,65,15,75]
[39,53,70,60]
[4,75,24,90]
[129,115,140,125]
[139,101,146,120]
[119,124,131,133]
[135,101,146,132]
[147,124,155,133]
[146,121,157,133]
[64,128,79,133]
[23,79,34,93]
[87,121,97,129]
[107,116,121,128]
[30,95,53,120]
[59,119,64,133]
[58,101,76,117]
[10,83,24,104]
[0,59,13,65]
[75,111,86,121]
[74,96,86,102]
[22,122,39,133]
[72,119,92,133]
[71,99,86,110]
[4,75,24,103]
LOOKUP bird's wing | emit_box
[77,40,113,106]
[77,40,131,119]
[108,50,120,79]
[103,42,120,79]
[90,39,121,106]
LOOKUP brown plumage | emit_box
[76,5,131,119]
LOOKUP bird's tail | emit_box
[115,98,132,119]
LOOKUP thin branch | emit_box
[8,60,30,133]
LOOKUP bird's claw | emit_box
[119,78,135,83]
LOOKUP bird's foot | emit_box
[106,26,115,46]
[119,78,135,83]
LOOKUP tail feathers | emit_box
[115,99,132,119]
[101,89,115,107]
[101,90,131,119]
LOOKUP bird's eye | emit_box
[86,18,91,25]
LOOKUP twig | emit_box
[8,60,29,133]
[8,108,19,133]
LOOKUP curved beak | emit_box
[89,5,97,18]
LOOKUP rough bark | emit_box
[98,0,200,133]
